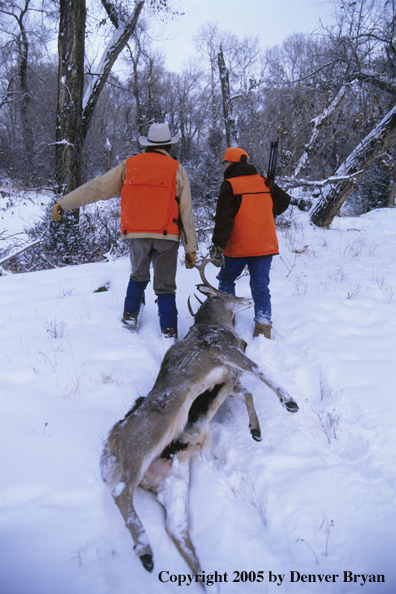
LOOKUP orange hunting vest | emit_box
[224,174,279,258]
[120,152,180,237]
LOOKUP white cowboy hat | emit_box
[139,123,180,146]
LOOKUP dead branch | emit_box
[0,233,45,267]
[280,170,364,190]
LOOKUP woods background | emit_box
[1,0,395,270]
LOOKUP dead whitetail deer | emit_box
[100,259,298,581]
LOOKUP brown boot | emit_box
[122,311,139,332]
[253,322,272,339]
[161,327,178,340]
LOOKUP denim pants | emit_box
[216,255,273,324]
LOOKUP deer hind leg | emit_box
[211,345,299,413]
[157,457,203,580]
[111,480,154,572]
[232,381,261,441]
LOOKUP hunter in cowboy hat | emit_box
[53,122,198,339]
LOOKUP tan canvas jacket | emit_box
[58,149,198,253]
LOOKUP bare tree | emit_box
[0,0,42,179]
[55,0,147,200]
[194,23,222,132]
[218,44,237,147]
[124,22,156,136]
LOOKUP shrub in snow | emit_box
[7,200,128,272]
[342,164,392,216]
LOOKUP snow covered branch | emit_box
[310,103,396,227]
[294,86,349,177]
[0,234,45,267]
[279,170,364,214]
[280,170,364,190]
[81,0,144,137]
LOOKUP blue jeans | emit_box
[217,255,273,324]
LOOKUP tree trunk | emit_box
[386,177,396,207]
[55,0,145,203]
[18,0,34,182]
[310,104,396,227]
[146,57,155,126]
[130,48,144,135]
[218,45,237,147]
[55,0,86,201]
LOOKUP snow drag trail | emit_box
[1,196,396,593]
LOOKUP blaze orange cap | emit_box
[222,148,249,163]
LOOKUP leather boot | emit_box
[122,311,139,332]
[161,327,178,340]
[253,322,272,339]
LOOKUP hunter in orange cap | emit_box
[222,147,249,163]
[210,145,291,339]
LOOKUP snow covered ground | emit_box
[1,189,396,594]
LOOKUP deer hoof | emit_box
[285,401,299,413]
[140,553,154,572]
[251,429,262,442]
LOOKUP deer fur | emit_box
[100,267,298,580]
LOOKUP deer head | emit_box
[188,258,253,327]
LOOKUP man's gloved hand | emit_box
[52,203,65,222]
[209,245,225,268]
[185,252,196,269]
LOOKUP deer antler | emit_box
[187,293,205,317]
[192,258,219,293]
[187,259,221,315]
[187,295,196,317]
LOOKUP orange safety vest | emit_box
[223,174,279,258]
[120,152,180,237]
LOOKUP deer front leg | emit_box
[211,346,299,413]
[232,381,261,441]
[157,457,204,586]
[112,480,154,572]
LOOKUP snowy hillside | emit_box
[1,189,396,594]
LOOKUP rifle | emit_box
[266,136,279,197]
